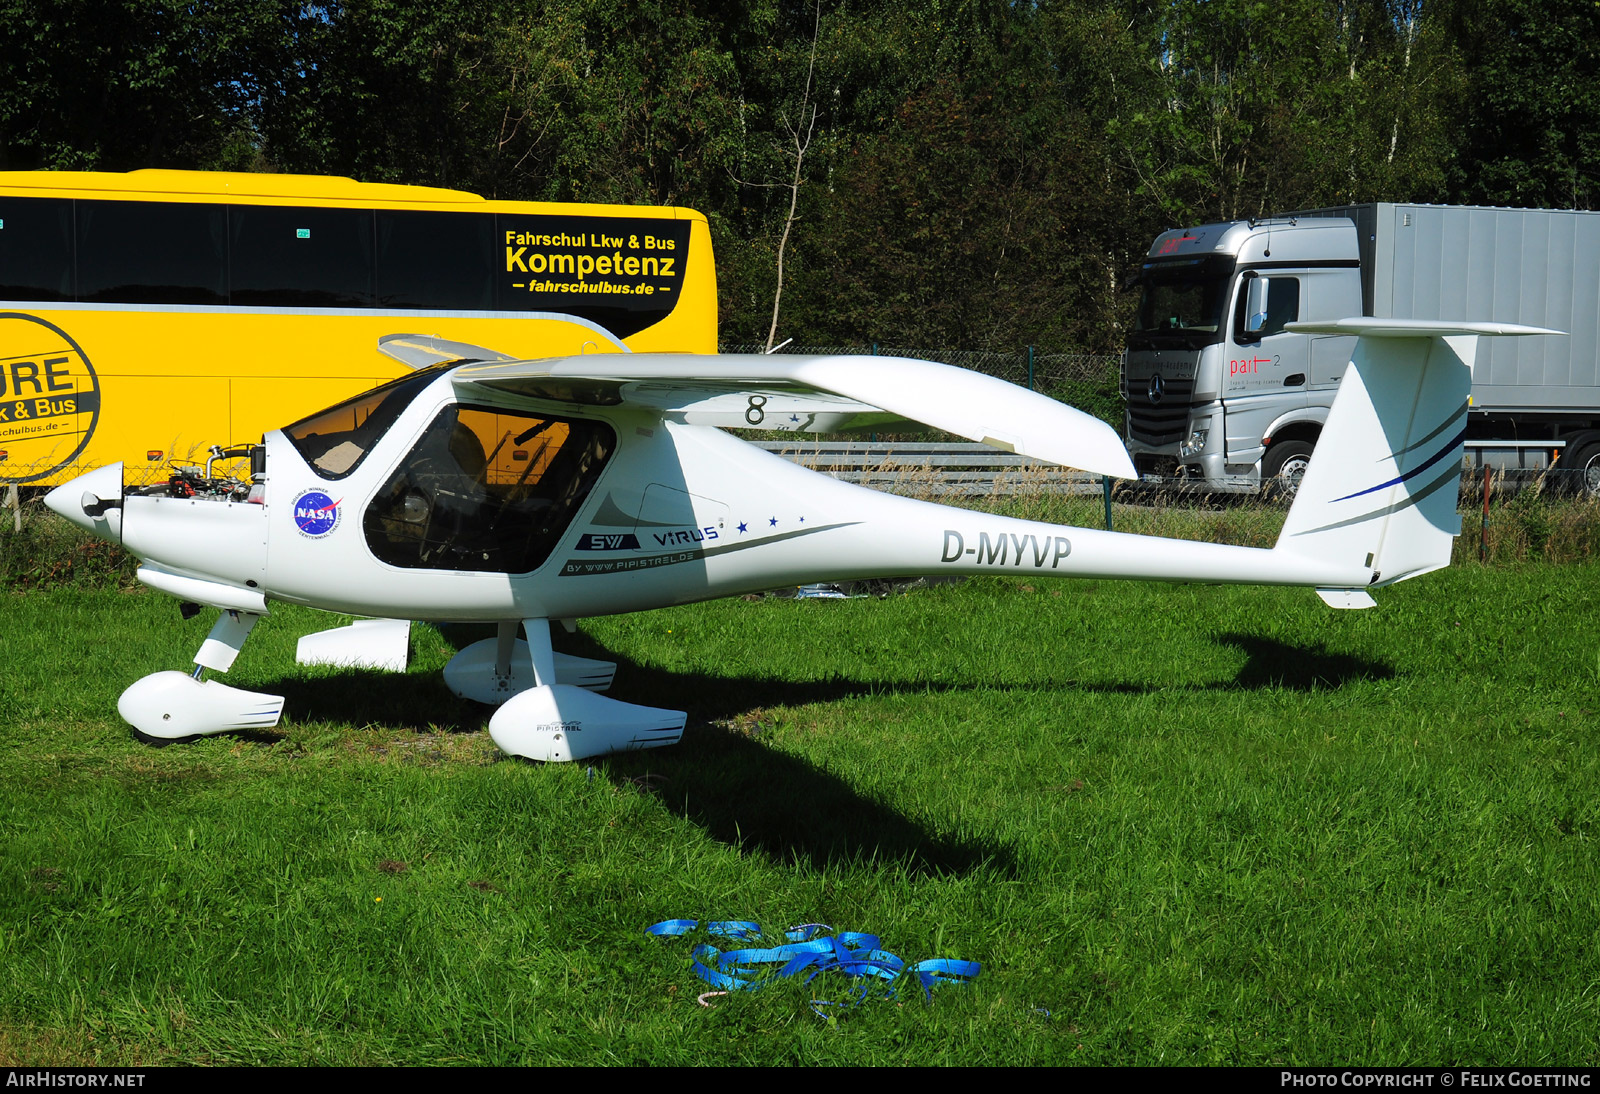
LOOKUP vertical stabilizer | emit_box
[1275,319,1560,592]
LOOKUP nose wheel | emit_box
[119,609,285,742]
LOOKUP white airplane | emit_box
[46,319,1554,762]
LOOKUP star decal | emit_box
[769,516,778,527]
[737,521,748,534]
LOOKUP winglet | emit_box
[378,334,520,371]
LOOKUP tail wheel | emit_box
[1262,440,1314,500]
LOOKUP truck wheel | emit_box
[1262,440,1314,500]
[1562,438,1600,498]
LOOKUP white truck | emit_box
[1122,203,1600,493]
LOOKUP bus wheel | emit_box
[1262,440,1314,501]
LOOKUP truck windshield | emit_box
[1128,256,1233,350]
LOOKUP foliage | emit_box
[1,1,1597,345]
[0,500,137,591]
[1447,0,1600,208]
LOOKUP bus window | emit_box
[76,200,227,305]
[364,404,614,573]
[230,205,373,308]
[375,210,495,311]
[0,198,73,301]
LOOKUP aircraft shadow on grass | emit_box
[268,627,1017,879]
[1056,633,1396,695]
[1210,633,1396,691]
[261,626,1390,877]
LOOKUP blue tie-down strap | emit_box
[645,919,762,942]
[645,919,978,1016]
[910,958,982,999]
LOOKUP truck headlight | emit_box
[1178,427,1210,459]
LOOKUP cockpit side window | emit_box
[363,403,614,573]
[284,366,448,480]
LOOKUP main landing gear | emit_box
[119,613,685,761]
[447,620,684,763]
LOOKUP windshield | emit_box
[1128,256,1234,350]
[284,366,450,480]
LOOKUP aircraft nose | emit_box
[43,462,125,541]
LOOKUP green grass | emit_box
[3,566,1599,1065]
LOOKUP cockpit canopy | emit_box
[363,403,614,573]
[284,366,448,480]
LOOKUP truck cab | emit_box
[1123,218,1361,490]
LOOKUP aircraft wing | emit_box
[452,352,1137,478]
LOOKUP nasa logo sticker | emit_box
[293,489,341,537]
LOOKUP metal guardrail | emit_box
[753,440,1104,497]
[755,440,1600,504]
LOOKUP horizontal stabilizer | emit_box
[1286,318,1563,339]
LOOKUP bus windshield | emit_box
[1128,256,1234,350]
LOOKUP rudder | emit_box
[1274,319,1560,596]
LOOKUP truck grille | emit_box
[1127,375,1196,446]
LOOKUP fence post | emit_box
[871,342,878,440]
[1479,464,1492,562]
[1102,475,1113,532]
[1026,345,1035,391]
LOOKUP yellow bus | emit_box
[0,170,717,486]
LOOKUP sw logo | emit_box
[577,533,641,551]
[292,490,341,537]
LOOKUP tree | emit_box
[1447,0,1600,208]
[0,0,285,171]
